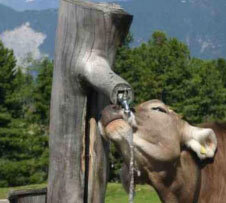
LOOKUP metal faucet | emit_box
[118,90,131,117]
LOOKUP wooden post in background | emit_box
[47,0,133,203]
[8,188,47,203]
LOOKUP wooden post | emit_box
[47,1,133,203]
[8,188,47,203]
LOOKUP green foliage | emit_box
[181,59,226,123]
[215,58,226,88]
[108,144,123,182]
[29,58,53,129]
[115,31,226,123]
[115,31,191,106]
[0,40,17,112]
[6,70,34,118]
[0,118,48,186]
[0,41,50,186]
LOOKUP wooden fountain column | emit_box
[47,0,133,203]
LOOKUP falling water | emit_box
[127,126,134,203]
[118,95,135,203]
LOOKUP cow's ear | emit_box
[183,126,217,160]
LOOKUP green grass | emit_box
[105,183,160,203]
[0,183,161,202]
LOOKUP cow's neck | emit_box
[148,150,200,203]
[197,132,226,202]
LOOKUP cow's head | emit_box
[99,99,217,201]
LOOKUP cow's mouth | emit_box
[100,105,124,127]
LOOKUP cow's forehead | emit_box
[138,99,168,109]
[136,100,181,120]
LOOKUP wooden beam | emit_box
[47,1,133,202]
[8,188,47,203]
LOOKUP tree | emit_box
[115,31,191,106]
[0,118,48,186]
[0,40,17,114]
[0,41,49,186]
[29,58,53,130]
[182,59,226,123]
[115,31,226,124]
[215,58,226,88]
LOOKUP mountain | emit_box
[119,0,226,59]
[0,0,225,60]
[0,4,57,59]
[0,0,129,11]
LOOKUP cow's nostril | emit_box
[131,107,136,113]
[112,105,117,110]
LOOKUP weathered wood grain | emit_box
[8,188,46,203]
[47,0,133,202]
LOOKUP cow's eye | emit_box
[152,107,167,113]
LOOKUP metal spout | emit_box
[118,92,131,116]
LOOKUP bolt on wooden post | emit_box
[47,0,133,203]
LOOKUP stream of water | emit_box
[119,96,135,203]
[127,126,134,203]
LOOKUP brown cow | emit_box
[197,122,226,202]
[99,100,222,203]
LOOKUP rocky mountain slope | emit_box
[0,0,225,59]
